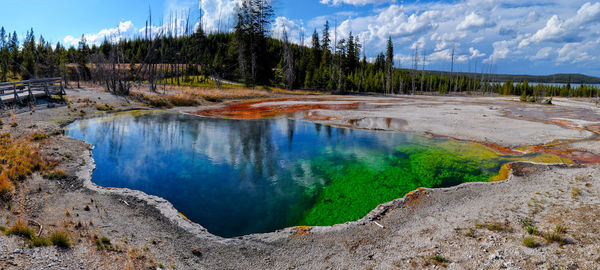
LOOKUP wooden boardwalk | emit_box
[0,78,66,108]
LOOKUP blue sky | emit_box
[1,0,600,76]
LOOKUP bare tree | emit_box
[411,47,418,94]
[449,46,455,93]
[282,29,295,90]
[420,49,425,92]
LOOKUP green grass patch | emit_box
[6,221,36,240]
[95,236,112,250]
[31,132,48,141]
[522,237,538,248]
[431,254,448,264]
[49,230,71,248]
[96,104,114,111]
[29,236,51,247]
[476,221,514,233]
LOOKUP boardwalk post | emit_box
[58,79,65,101]
[28,81,36,103]
[59,79,65,95]
[13,82,23,105]
[43,81,50,97]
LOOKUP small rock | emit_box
[13,249,21,254]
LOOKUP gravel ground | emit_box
[0,89,599,269]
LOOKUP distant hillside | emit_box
[419,71,600,84]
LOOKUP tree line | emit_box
[0,0,598,99]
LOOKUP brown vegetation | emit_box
[0,133,47,199]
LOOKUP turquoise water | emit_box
[64,111,557,237]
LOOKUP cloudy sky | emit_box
[2,0,600,76]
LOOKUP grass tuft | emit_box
[95,104,114,111]
[476,221,513,233]
[31,132,48,141]
[29,236,51,248]
[49,230,71,248]
[95,236,112,250]
[522,237,539,248]
[431,254,448,265]
[544,232,566,244]
[167,94,198,107]
[555,225,568,234]
[6,220,36,240]
[43,169,68,180]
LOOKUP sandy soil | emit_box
[1,88,600,269]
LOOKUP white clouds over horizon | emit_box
[63,0,600,75]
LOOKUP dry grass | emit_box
[522,237,539,248]
[132,86,272,108]
[475,221,514,233]
[6,220,36,240]
[43,168,68,180]
[49,230,71,248]
[169,86,270,103]
[0,133,54,200]
[31,132,48,141]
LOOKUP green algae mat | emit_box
[65,112,568,237]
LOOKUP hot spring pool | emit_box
[65,111,565,237]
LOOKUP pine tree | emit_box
[0,27,7,81]
[22,28,36,79]
[385,37,394,94]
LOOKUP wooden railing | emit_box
[0,77,65,107]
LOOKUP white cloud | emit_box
[272,17,307,45]
[518,2,600,48]
[199,0,243,33]
[530,47,553,60]
[319,0,393,6]
[469,47,485,59]
[557,41,597,63]
[456,12,495,31]
[64,21,136,46]
[62,0,600,75]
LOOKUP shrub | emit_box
[525,226,539,235]
[167,94,198,107]
[522,237,538,248]
[31,132,48,141]
[6,221,36,240]
[555,225,568,234]
[132,93,173,108]
[95,236,112,250]
[520,91,527,102]
[49,230,71,248]
[545,232,565,244]
[30,237,51,247]
[431,255,448,263]
[572,188,581,198]
[0,135,46,200]
[476,222,513,232]
[0,174,14,200]
[95,104,114,111]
